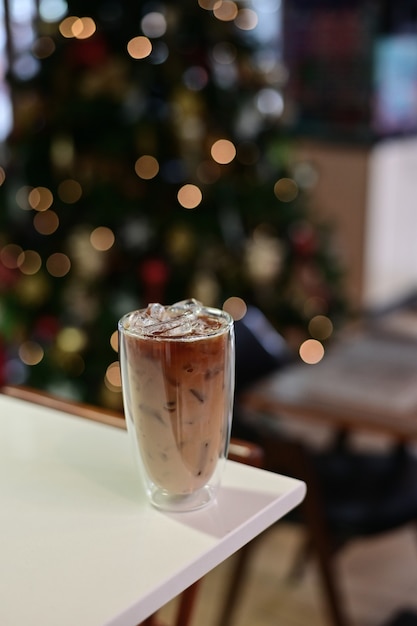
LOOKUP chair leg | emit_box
[217,539,259,626]
[173,580,201,626]
[297,481,351,626]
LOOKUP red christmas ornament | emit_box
[139,258,169,304]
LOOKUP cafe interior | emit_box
[2,0,417,625]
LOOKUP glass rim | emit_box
[118,305,234,341]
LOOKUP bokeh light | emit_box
[1,244,23,269]
[59,16,96,39]
[90,226,115,251]
[177,184,202,209]
[110,330,118,352]
[56,327,87,352]
[105,361,122,391]
[308,315,334,340]
[274,177,299,202]
[58,179,82,203]
[28,186,54,211]
[214,1,238,21]
[141,12,167,38]
[19,341,44,366]
[16,186,32,211]
[198,0,222,9]
[39,0,68,23]
[135,155,159,179]
[127,36,152,59]
[32,36,56,59]
[46,252,71,277]
[34,210,59,235]
[235,8,258,31]
[211,139,236,164]
[17,250,42,275]
[299,339,325,364]
[223,296,247,320]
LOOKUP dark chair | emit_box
[221,306,417,626]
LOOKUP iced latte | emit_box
[118,299,235,511]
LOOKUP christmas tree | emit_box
[0,0,347,409]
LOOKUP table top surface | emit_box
[242,325,417,440]
[0,393,305,626]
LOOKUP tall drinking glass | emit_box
[118,299,235,512]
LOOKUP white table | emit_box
[0,394,305,626]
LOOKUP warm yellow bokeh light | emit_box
[59,16,79,37]
[177,184,202,209]
[17,250,42,275]
[210,139,236,164]
[34,210,59,235]
[19,341,44,366]
[58,179,82,204]
[235,8,258,31]
[1,243,23,269]
[299,339,325,365]
[90,226,115,251]
[274,177,299,203]
[56,327,87,353]
[135,155,159,179]
[214,1,238,21]
[59,16,96,39]
[46,252,71,277]
[110,330,119,353]
[308,315,334,340]
[127,36,152,59]
[105,361,122,391]
[28,186,54,212]
[198,0,222,9]
[74,17,96,39]
[223,297,247,321]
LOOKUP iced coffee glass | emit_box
[118,299,235,512]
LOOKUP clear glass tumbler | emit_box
[118,299,235,512]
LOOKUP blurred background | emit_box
[1,0,417,410]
